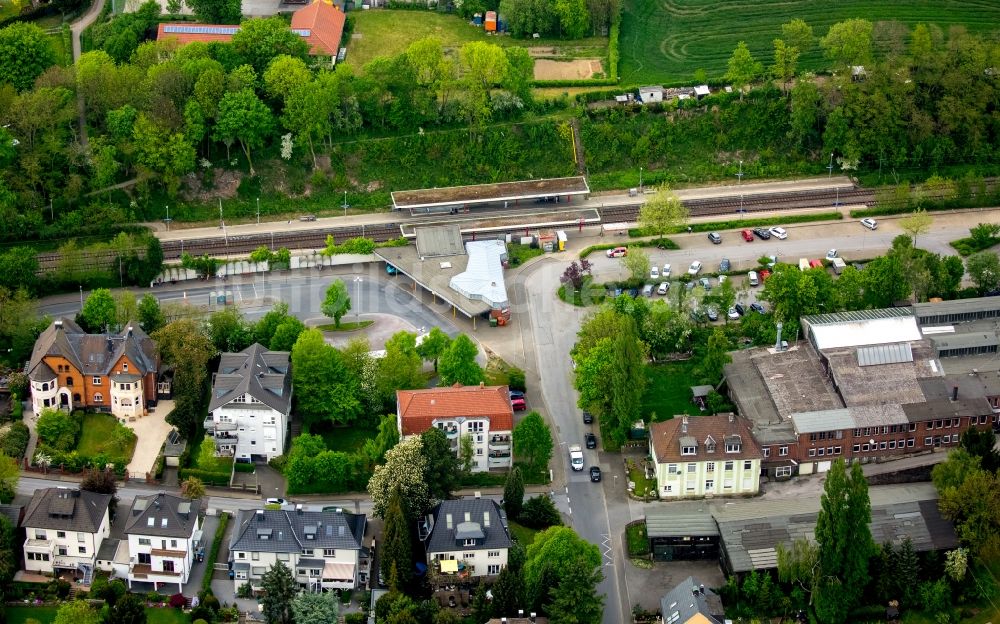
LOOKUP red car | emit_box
[759,269,771,281]
[741,229,754,242]
[511,397,526,411]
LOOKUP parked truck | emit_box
[568,445,584,471]
[831,257,847,274]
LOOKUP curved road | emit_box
[70,0,106,147]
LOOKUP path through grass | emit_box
[619,0,1000,84]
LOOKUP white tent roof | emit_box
[808,316,921,350]
[449,240,509,309]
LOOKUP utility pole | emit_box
[737,160,745,214]
[256,197,260,225]
[79,285,83,308]
[342,191,349,217]
[164,205,171,231]
[639,166,643,193]
[827,153,834,178]
[353,276,362,325]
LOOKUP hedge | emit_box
[628,211,843,237]
[33,446,128,475]
[202,512,229,593]
[950,236,1000,256]
[179,468,230,487]
[233,462,255,473]
[0,421,29,459]
[11,398,22,420]
[531,78,618,88]
[579,237,679,258]
[607,0,622,81]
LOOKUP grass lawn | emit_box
[145,609,190,624]
[0,0,20,19]
[506,243,543,267]
[618,0,1000,84]
[76,412,137,462]
[347,10,608,68]
[641,360,704,420]
[625,522,649,556]
[6,607,187,624]
[312,421,378,454]
[626,460,656,498]
[557,276,606,307]
[316,320,374,332]
[508,520,538,545]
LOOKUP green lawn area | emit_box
[0,0,20,20]
[346,10,607,69]
[625,522,649,556]
[508,520,538,545]
[641,360,704,421]
[316,320,374,332]
[6,607,188,624]
[506,243,544,267]
[76,412,137,462]
[618,0,1000,84]
[312,421,378,454]
[626,459,656,498]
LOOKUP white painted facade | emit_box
[651,454,761,498]
[401,418,512,473]
[23,513,111,575]
[231,547,363,592]
[111,378,145,418]
[125,520,201,591]
[427,547,509,578]
[209,396,286,461]
[29,378,61,414]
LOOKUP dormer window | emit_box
[705,435,716,453]
[464,538,477,547]
[726,441,741,453]
[123,363,128,372]
[681,446,696,456]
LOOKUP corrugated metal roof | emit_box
[931,332,1000,350]
[790,409,854,434]
[645,510,719,538]
[857,342,913,366]
[802,308,914,325]
[912,296,1000,318]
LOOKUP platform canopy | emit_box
[391,176,590,211]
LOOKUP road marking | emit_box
[567,506,572,515]
[601,533,613,565]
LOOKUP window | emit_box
[310,569,321,577]
[123,363,128,371]
[139,538,151,546]
[667,464,678,475]
[301,549,311,556]
[170,540,177,548]
[879,441,887,450]
[808,449,816,457]
[476,448,483,456]
[468,421,484,433]
[705,480,714,490]
[725,442,741,453]
[663,485,672,493]
[681,446,696,455]
[238,552,246,559]
[464,552,476,558]
[687,463,696,473]
[35,530,47,540]
[78,546,86,554]
[706,462,715,472]
[488,564,501,575]
[779,446,788,456]
[924,437,932,445]
[763,447,770,458]
[862,444,870,452]
[65,377,73,386]
[277,553,289,561]
[889,441,896,449]
[724,461,734,471]
[94,393,103,403]
[817,448,824,457]
[909,423,917,432]
[57,531,66,538]
[92,377,102,385]
[853,444,861,452]
[942,435,951,444]
[907,438,915,447]
[834,446,841,455]
[464,539,477,547]
[298,569,307,576]
[488,551,500,558]
[323,549,336,557]
[776,466,792,478]
[744,460,752,470]
[78,533,85,543]
[252,552,259,561]
[706,441,716,453]
[138,553,151,565]
[58,547,68,556]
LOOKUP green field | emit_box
[640,360,704,420]
[619,0,1000,84]
[346,10,607,69]
[76,412,137,461]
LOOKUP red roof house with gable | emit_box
[396,384,514,472]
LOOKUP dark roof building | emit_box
[424,498,512,556]
[659,576,725,624]
[229,508,365,554]
[124,492,201,538]
[209,343,291,413]
[28,318,158,381]
[22,488,112,533]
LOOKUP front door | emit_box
[59,393,69,407]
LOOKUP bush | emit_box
[506,367,526,392]
[324,236,376,256]
[233,462,255,473]
[344,614,366,624]
[268,454,287,473]
[0,421,30,459]
[36,409,80,451]
[179,468,230,487]
[169,593,186,608]
[517,495,562,529]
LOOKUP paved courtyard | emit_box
[123,399,174,477]
[622,559,726,614]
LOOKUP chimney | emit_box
[54,320,63,330]
[501,619,507,624]
[474,491,481,499]
[127,326,133,337]
[700,584,705,595]
[681,416,688,433]
[530,614,537,623]
[952,385,958,401]
[256,510,264,521]
[518,610,524,617]
[775,322,783,351]
[278,531,283,540]
[296,504,303,514]
[728,413,734,423]
[480,381,484,388]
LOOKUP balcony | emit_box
[130,563,182,579]
[443,426,459,439]
[488,435,511,450]
[25,539,54,553]
[214,430,239,442]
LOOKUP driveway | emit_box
[123,399,174,477]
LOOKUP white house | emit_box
[21,488,112,584]
[205,343,291,462]
[649,414,763,499]
[396,384,514,473]
[422,497,512,579]
[638,85,664,103]
[119,492,202,592]
[229,507,368,593]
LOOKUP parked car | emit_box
[686,280,696,290]
[719,258,731,273]
[860,218,878,230]
[708,232,722,244]
[299,215,317,221]
[765,255,777,268]
[590,466,602,482]
[699,276,711,290]
[657,282,670,295]
[628,287,640,298]
[826,249,839,260]
[511,396,526,411]
[509,390,525,400]
[642,284,654,297]
[688,260,703,275]
[727,306,741,320]
[759,269,771,281]
[734,303,746,316]
[750,302,766,314]
[706,306,719,321]
[583,410,594,424]
[741,229,754,242]
[662,264,671,277]
[606,246,628,258]
[585,433,597,449]
[385,263,398,275]
[650,266,659,279]
[809,259,824,269]
[753,227,771,240]
[748,270,759,286]
[769,227,788,240]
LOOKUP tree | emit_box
[622,248,650,283]
[263,55,312,104]
[458,433,475,474]
[697,328,731,384]
[253,302,294,346]
[53,601,100,624]
[0,454,19,504]
[269,317,305,352]
[290,589,339,624]
[184,0,241,23]
[969,223,1000,248]
[290,329,361,426]
[931,449,982,492]
[491,561,524,618]
[207,308,253,353]
[789,78,821,146]
[81,468,118,515]
[726,41,761,100]
[523,527,601,612]
[771,39,799,90]
[36,409,79,450]
[554,0,590,40]
[937,467,1000,556]
[215,89,273,176]
[108,592,146,624]
[380,488,413,590]
[821,18,874,69]
[470,583,491,624]
[546,557,604,624]
[503,465,525,520]
[80,289,118,333]
[560,260,593,291]
[518,495,562,530]
[513,412,553,478]
[415,327,451,371]
[0,23,57,91]
[959,426,1000,472]
[638,185,687,242]
[899,209,933,247]
[876,538,919,607]
[781,18,814,54]
[438,334,484,386]
[966,252,1000,293]
[368,436,430,519]
[137,294,165,333]
[321,279,352,328]
[153,320,216,437]
[378,331,426,403]
[260,562,297,624]
[862,256,910,307]
[813,459,873,623]
[421,427,460,502]
[0,515,15,586]
[0,247,40,293]
[232,17,309,73]
[180,476,205,500]
[776,537,818,594]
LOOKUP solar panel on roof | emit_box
[164,25,239,34]
[291,29,311,36]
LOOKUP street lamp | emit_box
[256,197,260,225]
[342,191,349,217]
[79,285,83,308]
[827,153,834,179]
[639,166,643,193]
[737,160,745,214]
[164,205,171,231]
[353,276,362,325]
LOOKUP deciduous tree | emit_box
[215,89,273,176]
[638,185,687,243]
[959,426,1000,472]
[518,495,561,530]
[231,16,308,73]
[781,18,814,55]
[79,289,118,333]
[368,436,429,519]
[378,331,426,402]
[380,488,413,590]
[290,329,361,426]
[490,560,524,618]
[184,0,241,23]
[696,328,731,384]
[966,251,1000,294]
[108,592,146,624]
[53,601,100,624]
[503,465,525,519]
[261,562,297,624]
[726,41,761,100]
[438,334,484,386]
[415,327,451,371]
[321,279,352,328]
[512,412,553,478]
[180,476,206,500]
[0,23,57,91]
[523,527,601,613]
[821,18,874,69]
[546,557,604,624]
[421,427,460,502]
[0,454,19,504]
[899,209,933,247]
[0,247,40,294]
[0,515,15,586]
[554,0,590,40]
[560,260,593,291]
[622,248,650,282]
[207,307,253,353]
[154,320,217,437]
[290,589,339,624]
[137,294,165,333]
[770,38,799,90]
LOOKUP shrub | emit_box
[202,512,230,593]
[0,421,30,459]
[36,409,80,451]
[506,367,526,392]
[179,468,230,487]
[344,614,366,624]
[517,495,562,529]
[324,236,376,256]
[233,462,255,473]
[169,593,186,608]
[268,454,287,473]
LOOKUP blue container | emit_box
[497,18,507,31]
[472,12,483,25]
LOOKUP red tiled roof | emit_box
[290,0,346,56]
[649,414,763,464]
[156,23,238,44]
[397,384,513,435]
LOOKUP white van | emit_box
[748,271,759,287]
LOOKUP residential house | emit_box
[229,507,368,592]
[121,492,202,592]
[638,85,664,103]
[157,0,345,59]
[486,617,548,624]
[422,497,512,579]
[649,414,763,499]
[27,318,161,419]
[205,343,291,462]
[396,384,513,472]
[21,488,112,584]
[659,576,725,624]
